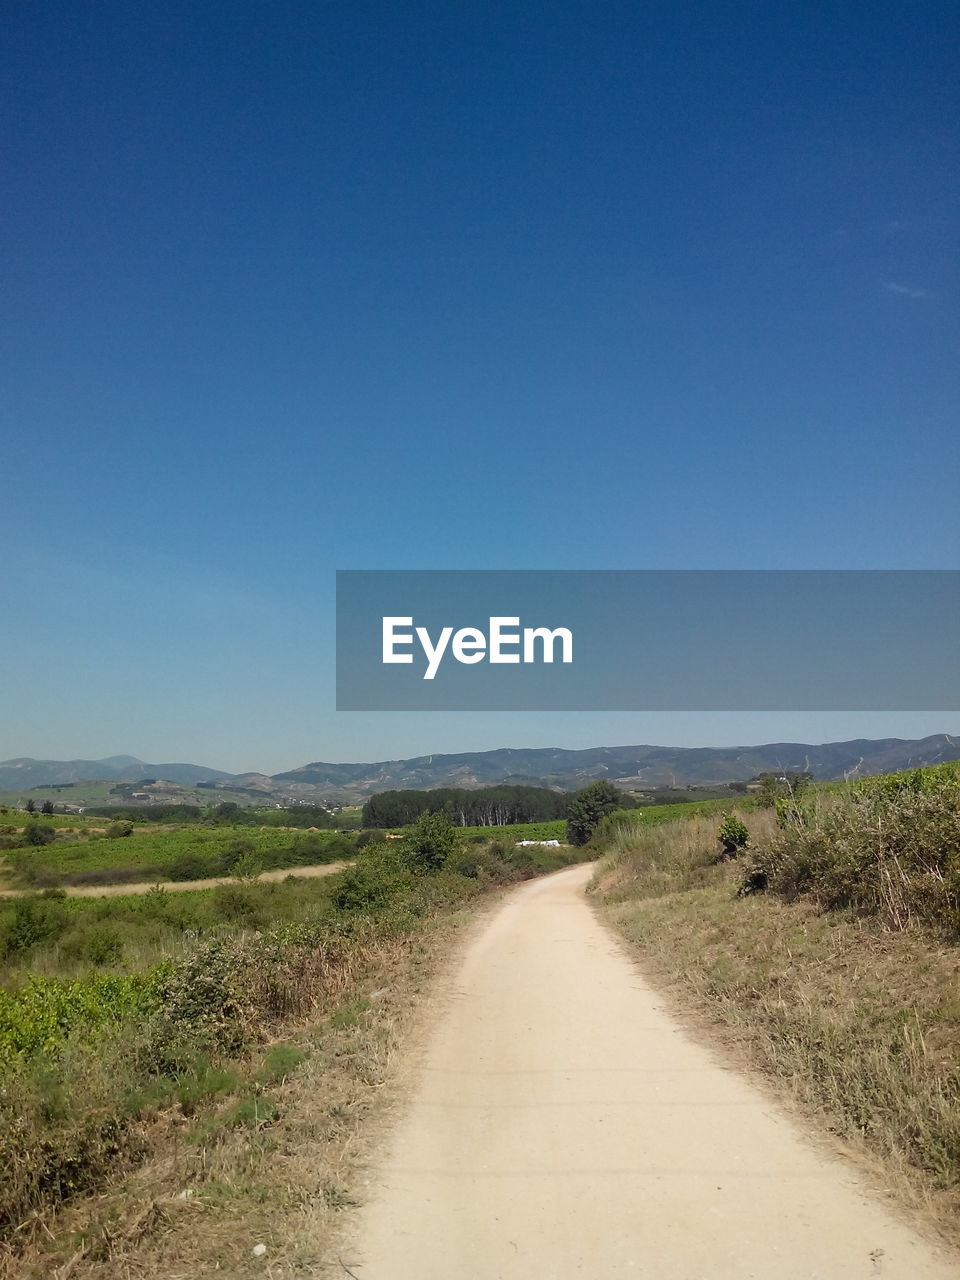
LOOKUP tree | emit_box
[40,800,55,815]
[565,781,627,846]
[24,799,35,813]
[21,821,55,847]
[399,811,461,874]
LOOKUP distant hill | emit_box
[273,734,960,800]
[2,735,957,804]
[0,757,235,791]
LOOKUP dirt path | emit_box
[345,863,959,1279]
[0,860,349,898]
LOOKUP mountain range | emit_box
[1,735,957,803]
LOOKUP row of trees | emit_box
[361,780,636,847]
[362,784,571,829]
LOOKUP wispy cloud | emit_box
[883,281,930,299]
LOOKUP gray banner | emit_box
[336,570,960,710]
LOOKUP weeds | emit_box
[589,771,960,1245]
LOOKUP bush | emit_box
[105,821,134,839]
[86,927,124,966]
[166,853,209,882]
[1,898,70,956]
[355,829,385,849]
[717,814,749,858]
[21,822,55,848]
[740,776,960,936]
[215,838,256,874]
[334,844,414,913]
[398,813,460,875]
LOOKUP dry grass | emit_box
[1,907,474,1279]
[590,811,960,1249]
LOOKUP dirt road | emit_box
[0,860,349,898]
[347,863,958,1279]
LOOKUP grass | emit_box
[2,918,452,1279]
[0,813,105,831]
[0,824,351,887]
[0,825,588,1275]
[0,876,344,985]
[589,800,960,1246]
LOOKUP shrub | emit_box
[211,883,267,927]
[334,844,414,912]
[355,829,385,849]
[398,813,460,875]
[166,853,209,882]
[86,927,124,966]
[1,898,69,956]
[717,814,749,858]
[21,822,55,848]
[741,777,960,936]
[105,821,134,839]
[215,838,256,873]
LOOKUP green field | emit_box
[0,812,106,830]
[458,818,569,841]
[0,875,344,987]
[1,824,351,887]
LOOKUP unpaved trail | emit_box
[0,860,349,898]
[347,863,959,1279]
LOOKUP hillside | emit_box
[2,735,957,805]
[273,734,960,800]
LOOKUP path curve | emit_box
[0,860,350,898]
[347,862,959,1279]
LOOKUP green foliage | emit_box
[566,781,628,846]
[740,767,960,936]
[334,843,414,912]
[717,813,749,857]
[167,852,209,882]
[0,972,158,1066]
[1,898,69,956]
[362,784,569,828]
[755,771,813,807]
[105,820,134,838]
[20,821,55,847]
[86,927,124,966]
[6,822,354,888]
[591,798,735,847]
[398,812,461,874]
[257,1044,308,1084]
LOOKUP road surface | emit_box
[347,862,958,1279]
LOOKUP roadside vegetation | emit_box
[0,812,585,1277]
[589,763,960,1245]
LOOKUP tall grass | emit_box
[0,830,586,1249]
[742,769,960,936]
[589,775,960,1244]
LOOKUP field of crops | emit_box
[0,812,107,830]
[0,823,352,887]
[458,818,569,841]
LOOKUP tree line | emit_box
[362,781,641,841]
[362,784,571,829]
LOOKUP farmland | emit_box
[0,824,352,888]
[0,810,591,1275]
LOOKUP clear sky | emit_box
[2,1,958,772]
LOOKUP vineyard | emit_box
[0,824,352,887]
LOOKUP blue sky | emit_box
[2,1,958,772]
